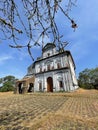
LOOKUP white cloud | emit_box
[0,55,13,64]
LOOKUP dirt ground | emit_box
[0,89,98,130]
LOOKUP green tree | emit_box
[0,78,2,84]
[78,68,92,89]
[3,75,16,84]
[78,67,98,89]
[0,81,14,92]
[0,75,18,92]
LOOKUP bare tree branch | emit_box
[0,17,23,33]
[0,0,77,60]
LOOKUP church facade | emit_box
[15,43,78,93]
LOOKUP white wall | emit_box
[68,55,78,89]
[34,49,78,92]
[43,48,56,58]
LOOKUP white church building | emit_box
[24,43,78,92]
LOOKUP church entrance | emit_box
[28,83,34,92]
[47,77,53,92]
[18,83,23,94]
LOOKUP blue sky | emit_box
[0,0,98,79]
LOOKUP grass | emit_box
[0,89,98,130]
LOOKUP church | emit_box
[15,43,78,93]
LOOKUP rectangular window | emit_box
[59,81,63,88]
[57,63,61,69]
[39,82,42,91]
[47,64,50,71]
[40,67,42,72]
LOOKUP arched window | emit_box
[59,80,64,91]
[39,82,42,91]
[47,53,50,56]
[40,67,42,72]
[47,64,50,71]
[59,81,63,88]
[56,58,61,69]
[57,62,61,69]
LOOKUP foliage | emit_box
[0,0,77,60]
[0,81,14,92]
[0,75,18,92]
[78,67,98,89]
